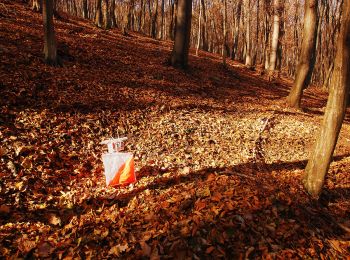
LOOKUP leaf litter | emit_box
[0,0,350,258]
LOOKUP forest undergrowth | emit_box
[1,1,350,258]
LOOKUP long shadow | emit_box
[3,153,349,226]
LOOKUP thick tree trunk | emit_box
[170,0,192,68]
[268,0,281,73]
[287,0,319,109]
[42,0,59,66]
[303,0,350,198]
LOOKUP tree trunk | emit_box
[232,0,242,60]
[82,0,88,19]
[222,0,228,65]
[110,0,116,28]
[303,0,350,198]
[200,0,207,51]
[151,0,158,38]
[268,0,281,73]
[170,0,192,68]
[263,0,270,70]
[287,0,319,109]
[42,0,59,66]
[102,0,111,29]
[196,0,202,56]
[244,0,252,67]
[32,0,42,12]
[95,0,103,28]
[161,0,165,39]
[253,0,260,65]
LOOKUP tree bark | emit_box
[170,0,192,68]
[151,0,158,38]
[102,0,111,29]
[42,0,59,66]
[161,0,165,39]
[222,0,228,65]
[95,0,103,28]
[232,0,242,60]
[82,0,88,19]
[244,0,252,67]
[303,0,350,198]
[32,0,42,12]
[196,0,202,56]
[110,0,116,28]
[287,0,319,109]
[268,0,281,73]
[200,0,207,51]
[263,0,270,70]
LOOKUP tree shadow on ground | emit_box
[1,153,349,258]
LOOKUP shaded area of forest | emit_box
[1,1,350,258]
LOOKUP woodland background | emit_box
[0,0,350,258]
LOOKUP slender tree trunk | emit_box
[196,0,202,56]
[222,0,228,65]
[102,0,111,29]
[287,0,319,108]
[253,0,260,65]
[32,0,42,12]
[244,0,252,67]
[95,0,103,27]
[110,0,116,27]
[42,0,59,66]
[232,0,242,60]
[169,0,175,40]
[200,0,207,51]
[268,0,281,73]
[170,0,192,68]
[263,0,270,70]
[161,0,165,39]
[82,0,88,19]
[322,61,334,90]
[303,0,350,198]
[151,0,158,38]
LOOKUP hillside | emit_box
[1,1,350,258]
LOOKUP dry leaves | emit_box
[0,1,350,259]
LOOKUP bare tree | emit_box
[222,0,228,65]
[95,0,103,27]
[82,0,88,19]
[303,0,350,198]
[196,0,202,56]
[170,0,192,68]
[232,0,242,60]
[287,0,319,109]
[268,0,281,74]
[244,0,252,67]
[42,0,59,66]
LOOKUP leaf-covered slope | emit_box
[1,1,350,258]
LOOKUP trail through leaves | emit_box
[1,1,350,258]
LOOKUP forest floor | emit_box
[1,1,350,259]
